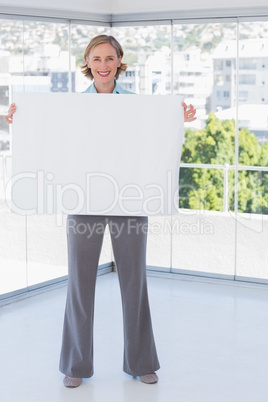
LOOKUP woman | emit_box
[6,35,196,389]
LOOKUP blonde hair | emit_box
[81,34,127,80]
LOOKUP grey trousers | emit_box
[59,215,160,378]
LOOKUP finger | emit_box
[188,105,196,115]
[181,102,187,111]
[186,110,195,116]
[188,108,196,116]
[5,116,12,124]
[8,106,16,117]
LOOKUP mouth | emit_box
[97,71,111,77]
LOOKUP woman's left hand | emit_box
[182,102,197,122]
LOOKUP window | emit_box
[125,71,135,77]
[1,15,268,298]
[239,74,256,85]
[70,24,108,93]
[239,58,257,70]
[239,90,248,100]
[215,60,224,70]
[215,74,224,85]
[112,25,171,95]
[236,21,268,282]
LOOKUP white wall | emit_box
[0,0,268,16]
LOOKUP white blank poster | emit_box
[11,93,184,216]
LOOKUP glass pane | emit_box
[26,214,112,287]
[0,19,113,295]
[70,24,113,265]
[111,25,172,268]
[25,22,113,285]
[13,20,71,288]
[26,215,68,287]
[112,25,171,94]
[236,21,268,281]
[147,216,171,270]
[12,21,72,94]
[70,24,110,93]
[0,155,27,295]
[0,19,27,296]
[173,22,237,277]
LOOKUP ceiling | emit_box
[0,0,268,27]
[1,0,268,16]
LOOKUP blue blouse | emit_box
[83,81,134,95]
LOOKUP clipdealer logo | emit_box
[147,218,214,236]
[5,170,180,217]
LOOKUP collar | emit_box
[90,81,120,94]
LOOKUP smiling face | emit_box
[85,43,122,92]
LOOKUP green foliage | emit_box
[123,52,138,66]
[238,128,260,165]
[179,113,268,214]
[75,53,84,67]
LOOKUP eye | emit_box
[107,57,114,61]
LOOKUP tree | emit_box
[179,113,268,214]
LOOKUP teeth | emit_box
[98,72,110,76]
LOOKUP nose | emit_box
[100,60,108,69]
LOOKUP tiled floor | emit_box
[1,272,268,402]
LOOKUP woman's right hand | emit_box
[5,103,17,124]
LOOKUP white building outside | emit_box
[212,38,268,110]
